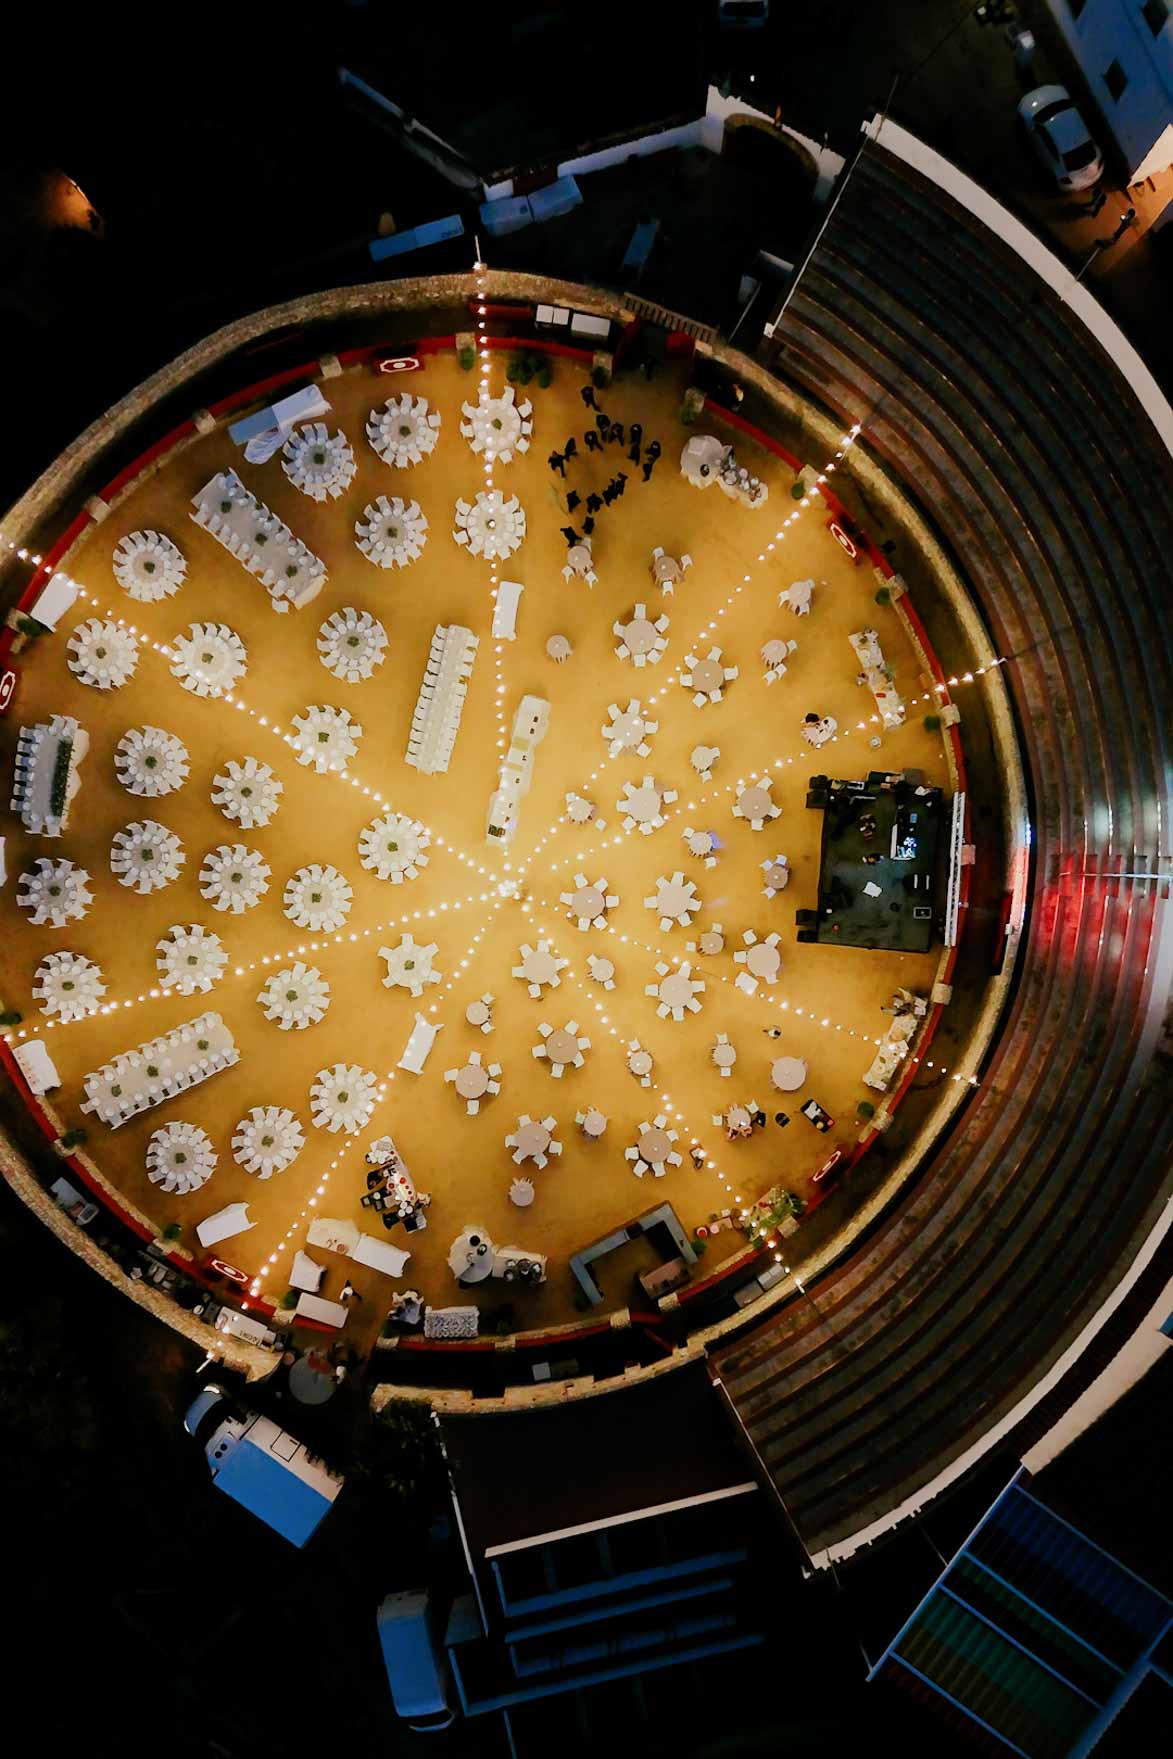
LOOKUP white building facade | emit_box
[1048,0,1173,181]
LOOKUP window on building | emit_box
[1104,59,1129,100]
[1141,0,1169,37]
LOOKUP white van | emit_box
[376,1590,457,1732]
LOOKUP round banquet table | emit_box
[624,785,662,824]
[546,1029,579,1065]
[638,1127,672,1165]
[763,861,789,890]
[455,1062,489,1100]
[653,554,682,585]
[289,1355,336,1406]
[581,1107,607,1137]
[523,947,559,985]
[628,1049,653,1078]
[689,658,724,694]
[698,929,725,956]
[738,785,771,821]
[466,999,491,1027]
[589,956,615,984]
[712,1040,737,1069]
[449,1230,494,1282]
[726,1106,753,1135]
[658,969,696,1012]
[623,617,658,656]
[572,884,605,918]
[746,942,782,981]
[514,1119,550,1159]
[655,878,694,919]
[771,1056,807,1092]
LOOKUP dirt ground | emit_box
[0,351,984,1343]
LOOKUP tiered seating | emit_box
[405,623,479,775]
[712,141,1173,1557]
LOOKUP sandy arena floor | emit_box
[0,353,957,1341]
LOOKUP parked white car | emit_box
[1018,85,1104,193]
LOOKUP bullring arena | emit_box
[2,123,1171,1565]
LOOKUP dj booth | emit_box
[799,771,944,954]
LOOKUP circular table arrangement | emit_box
[513,1118,551,1159]
[546,1029,579,1065]
[712,1038,738,1071]
[466,998,492,1028]
[32,951,106,1021]
[115,726,190,798]
[233,1106,305,1178]
[283,864,353,932]
[462,388,528,458]
[199,844,271,913]
[169,622,248,698]
[113,529,187,602]
[310,1064,379,1134]
[580,1107,608,1138]
[110,820,185,894]
[449,1228,494,1283]
[746,941,782,981]
[146,1121,217,1193]
[290,705,363,774]
[455,1062,490,1101]
[698,929,726,956]
[457,490,526,560]
[623,617,658,656]
[258,963,331,1031]
[67,619,141,690]
[628,1047,653,1080]
[17,858,94,927]
[546,634,573,663]
[771,1056,808,1092]
[689,657,725,694]
[156,924,227,995]
[358,812,430,882]
[282,423,356,501]
[317,607,388,683]
[211,756,282,829]
[738,784,772,822]
[355,495,428,568]
[367,391,441,467]
[509,1178,536,1207]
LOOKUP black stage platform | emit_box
[801,772,944,953]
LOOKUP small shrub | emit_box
[162,1221,183,1243]
[924,713,942,732]
[0,1009,22,1027]
[790,480,806,500]
[457,345,475,371]
[874,585,891,606]
[857,1099,876,1119]
[59,1127,86,1149]
[692,1237,708,1259]
[16,615,49,639]
[537,363,552,389]
[279,1287,299,1309]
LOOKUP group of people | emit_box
[547,386,664,549]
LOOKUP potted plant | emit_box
[857,1099,876,1120]
[162,1221,183,1243]
[874,585,891,606]
[456,331,476,371]
[924,713,942,732]
[790,480,807,500]
[0,1009,23,1027]
[681,386,706,425]
[279,1287,299,1309]
[58,1127,86,1150]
